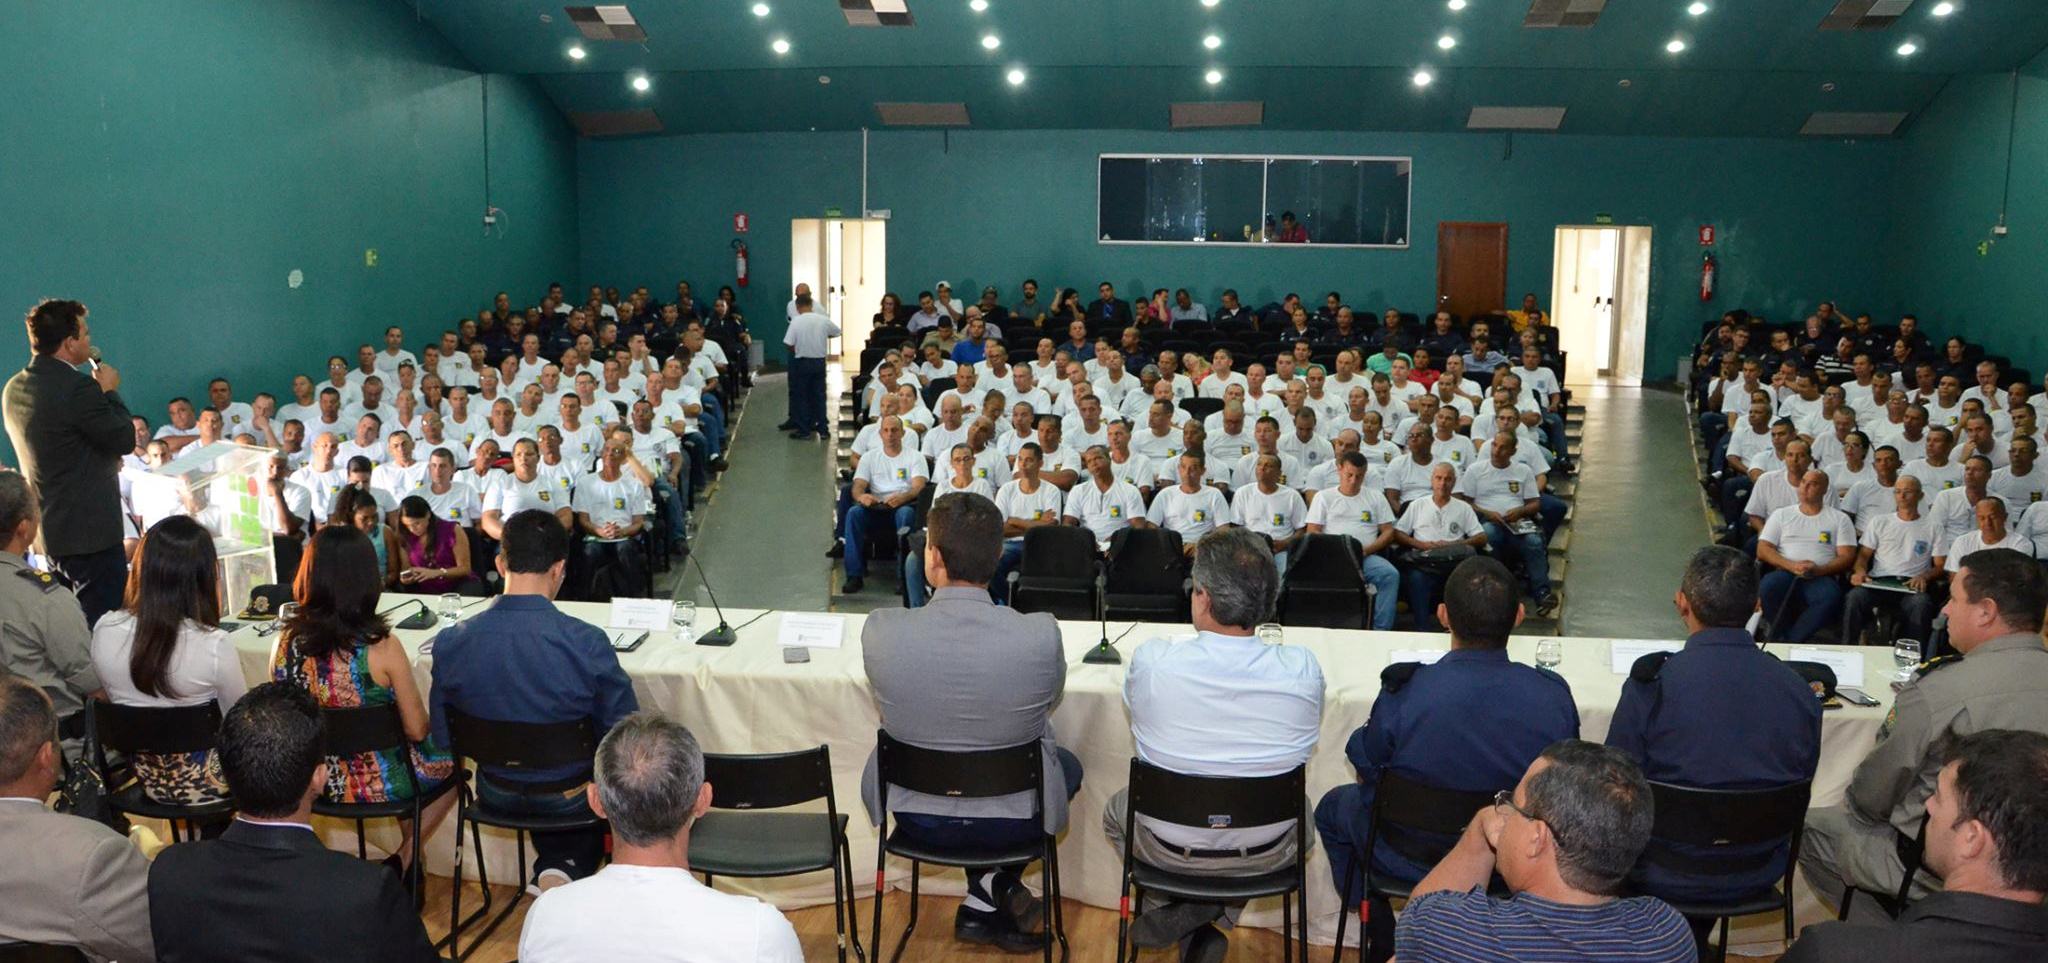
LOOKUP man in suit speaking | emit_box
[3,299,134,627]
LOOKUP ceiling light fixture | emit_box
[1204,34,1222,49]
[630,74,650,92]
[1932,1,1955,15]
[567,45,587,60]
[751,3,770,16]
[1448,0,1466,9]
[1413,68,1434,87]
[1205,68,1223,85]
[1896,41,1918,56]
[971,0,989,10]
[1437,34,1457,50]
[1201,0,1220,7]
[1687,2,1708,15]
[981,34,1001,50]
[772,38,791,54]
[1006,67,1026,86]
[1666,38,1687,53]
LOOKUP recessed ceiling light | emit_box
[1618,78,1633,88]
[1413,68,1434,87]
[772,38,791,54]
[1687,2,1708,15]
[981,34,1001,50]
[1204,68,1223,85]
[1932,1,1955,15]
[1666,38,1687,53]
[1203,34,1222,50]
[630,74,650,92]
[1201,0,1220,7]
[1821,81,1837,92]
[1437,34,1457,50]
[567,45,587,61]
[1448,0,1466,9]
[751,3,770,16]
[1896,41,1918,56]
[971,0,989,10]
[818,75,831,85]
[1006,67,1026,86]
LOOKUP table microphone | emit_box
[1082,572,1121,665]
[688,553,737,647]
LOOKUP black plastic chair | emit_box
[872,731,1067,963]
[90,701,233,840]
[312,703,460,905]
[0,946,86,963]
[442,709,604,961]
[1178,397,1224,423]
[921,377,956,412]
[1007,525,1101,620]
[1277,534,1373,629]
[1115,759,1309,963]
[694,746,864,962]
[1333,771,1504,962]
[1838,815,1930,921]
[1101,527,1188,622]
[1641,780,1811,962]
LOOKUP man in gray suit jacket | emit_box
[862,491,1083,952]
[0,676,154,961]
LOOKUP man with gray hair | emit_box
[518,712,801,962]
[1396,740,1695,961]
[1109,527,1325,960]
[0,471,101,756]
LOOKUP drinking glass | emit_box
[673,601,698,638]
[1535,639,1563,668]
[439,593,464,623]
[1893,638,1923,682]
[1257,622,1285,646]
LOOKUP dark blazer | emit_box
[2,354,134,556]
[1785,891,2048,962]
[147,820,437,963]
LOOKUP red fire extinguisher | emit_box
[732,238,750,288]
[1699,252,1716,303]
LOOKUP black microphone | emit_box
[688,553,737,647]
[1082,569,1121,665]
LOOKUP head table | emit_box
[229,594,1897,948]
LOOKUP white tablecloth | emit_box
[232,596,1898,947]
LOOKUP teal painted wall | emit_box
[1,0,579,440]
[1885,51,2048,363]
[578,129,1897,378]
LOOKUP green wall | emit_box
[578,128,1898,377]
[1886,50,2048,364]
[0,0,579,439]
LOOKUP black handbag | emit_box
[55,709,121,831]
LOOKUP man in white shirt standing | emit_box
[518,713,802,963]
[783,293,839,440]
[1107,528,1323,961]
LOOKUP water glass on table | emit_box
[673,601,697,639]
[1535,638,1563,668]
[1257,622,1285,646]
[439,593,464,623]
[1893,638,1923,683]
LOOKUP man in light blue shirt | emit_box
[1106,527,1324,961]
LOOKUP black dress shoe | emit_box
[954,906,1043,953]
[777,420,798,431]
[1182,923,1228,963]
[789,431,815,441]
[825,541,845,559]
[709,457,730,472]
[841,577,865,594]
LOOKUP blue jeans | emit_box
[1541,411,1568,460]
[844,503,914,578]
[652,478,687,547]
[788,357,828,434]
[1483,522,1551,601]
[1403,568,1446,632]
[1538,494,1567,542]
[697,394,726,456]
[1361,554,1400,630]
[474,775,602,880]
[1760,570,1844,642]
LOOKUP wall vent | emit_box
[569,109,664,137]
[1170,101,1264,129]
[564,5,646,42]
[1467,106,1568,130]
[1799,111,1908,136]
[875,102,969,126]
[1525,0,1607,28]
[842,0,915,27]
[1820,0,1915,30]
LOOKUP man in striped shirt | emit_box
[1393,741,1696,962]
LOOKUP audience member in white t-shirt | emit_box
[1938,495,2036,575]
[1145,453,1233,559]
[1840,475,1942,645]
[1756,470,1858,643]
[1902,426,1964,495]
[1230,454,1307,575]
[374,325,417,377]
[1989,436,2048,511]
[1063,446,1148,546]
[841,416,928,594]
[1820,431,1875,505]
[1392,462,1488,631]
[1844,444,1904,534]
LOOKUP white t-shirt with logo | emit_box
[572,472,652,535]
[1990,465,2048,510]
[995,479,1064,525]
[854,448,928,500]
[1306,487,1395,544]
[1063,479,1147,543]
[1759,505,1858,566]
[1231,484,1307,541]
[408,480,481,526]
[485,472,563,518]
[1145,484,1231,543]
[1455,460,1541,535]
[1860,512,1940,580]
[1395,496,1482,543]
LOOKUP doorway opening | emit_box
[1550,226,1651,386]
[791,218,888,369]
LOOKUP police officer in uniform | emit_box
[1313,556,1578,961]
[1606,546,1822,944]
[1800,547,2048,919]
[0,472,101,758]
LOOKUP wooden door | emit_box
[1435,222,1508,320]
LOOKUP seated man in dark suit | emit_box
[147,682,436,962]
[1786,729,2048,962]
[0,675,154,961]
[1314,556,1579,962]
[861,492,1082,951]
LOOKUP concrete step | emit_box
[1548,529,1571,556]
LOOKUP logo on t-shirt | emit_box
[446,507,462,520]
[1508,480,1522,495]
[1193,509,1208,523]
[1359,510,1374,522]
[894,468,908,480]
[1818,531,1833,545]
[1913,540,1930,556]
[612,497,625,510]
[538,490,552,502]
[1109,506,1123,519]
[1271,513,1285,526]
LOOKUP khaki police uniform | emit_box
[0,550,100,742]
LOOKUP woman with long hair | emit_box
[89,515,244,804]
[271,526,455,876]
[393,495,475,594]
[330,486,399,587]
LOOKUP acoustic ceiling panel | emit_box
[875,101,969,126]
[1525,0,1608,28]
[1170,101,1264,129]
[1467,106,1568,130]
[841,0,914,27]
[1820,0,1915,31]
[1799,111,1908,136]
[564,5,646,42]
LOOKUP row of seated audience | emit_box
[1688,306,2048,646]
[832,305,1575,624]
[11,489,2046,962]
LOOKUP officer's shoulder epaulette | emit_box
[1629,650,1675,685]
[15,566,60,593]
[1380,661,1423,694]
[1915,653,1963,678]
